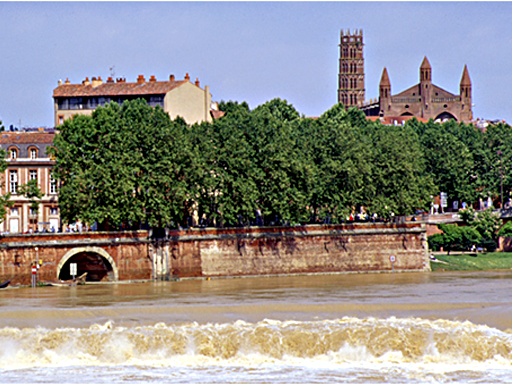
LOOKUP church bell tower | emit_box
[338,29,365,108]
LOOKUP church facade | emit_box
[376,57,473,123]
[339,29,473,124]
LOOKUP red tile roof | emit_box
[53,79,188,98]
[210,110,226,120]
[0,132,55,145]
[367,116,429,125]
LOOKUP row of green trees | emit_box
[409,117,511,209]
[49,98,511,230]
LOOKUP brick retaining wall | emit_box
[0,222,429,285]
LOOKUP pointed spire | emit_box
[380,67,390,86]
[420,56,431,69]
[460,65,471,86]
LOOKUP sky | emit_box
[0,1,511,128]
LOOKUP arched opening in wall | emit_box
[58,251,115,282]
[401,112,414,116]
[434,112,457,123]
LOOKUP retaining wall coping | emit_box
[0,223,425,249]
[165,225,426,242]
[0,236,146,249]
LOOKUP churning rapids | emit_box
[2,272,512,383]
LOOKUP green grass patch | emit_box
[431,252,512,271]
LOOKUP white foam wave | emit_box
[0,317,511,371]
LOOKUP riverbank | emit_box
[430,252,512,271]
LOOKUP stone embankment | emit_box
[153,222,430,279]
[0,222,429,285]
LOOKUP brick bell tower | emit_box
[338,29,365,108]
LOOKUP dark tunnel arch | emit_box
[57,247,119,281]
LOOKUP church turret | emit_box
[379,68,391,116]
[419,56,432,118]
[420,56,432,82]
[460,65,472,122]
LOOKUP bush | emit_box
[428,233,445,251]
[498,221,512,238]
[428,224,482,254]
[431,209,502,253]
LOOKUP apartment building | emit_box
[0,130,59,233]
[53,73,214,126]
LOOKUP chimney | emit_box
[137,75,145,84]
[149,75,157,82]
[169,74,175,81]
[195,78,200,87]
[107,77,114,83]
[65,78,70,84]
[91,76,103,87]
[83,77,90,86]
[116,77,126,83]
[185,73,190,81]
[58,79,63,86]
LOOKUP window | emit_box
[10,148,17,160]
[10,207,18,216]
[29,170,37,181]
[9,170,17,193]
[98,97,109,106]
[69,97,84,110]
[58,115,64,125]
[30,148,37,159]
[50,176,57,194]
[57,98,69,110]
[50,207,58,215]
[87,97,99,109]
[148,95,164,108]
[29,207,37,216]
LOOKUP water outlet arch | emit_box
[57,246,119,281]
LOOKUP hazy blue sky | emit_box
[1,2,511,127]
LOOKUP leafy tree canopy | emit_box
[51,97,512,230]
[0,149,12,222]
[50,99,192,229]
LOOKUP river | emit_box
[1,271,512,383]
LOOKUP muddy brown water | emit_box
[1,271,512,383]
